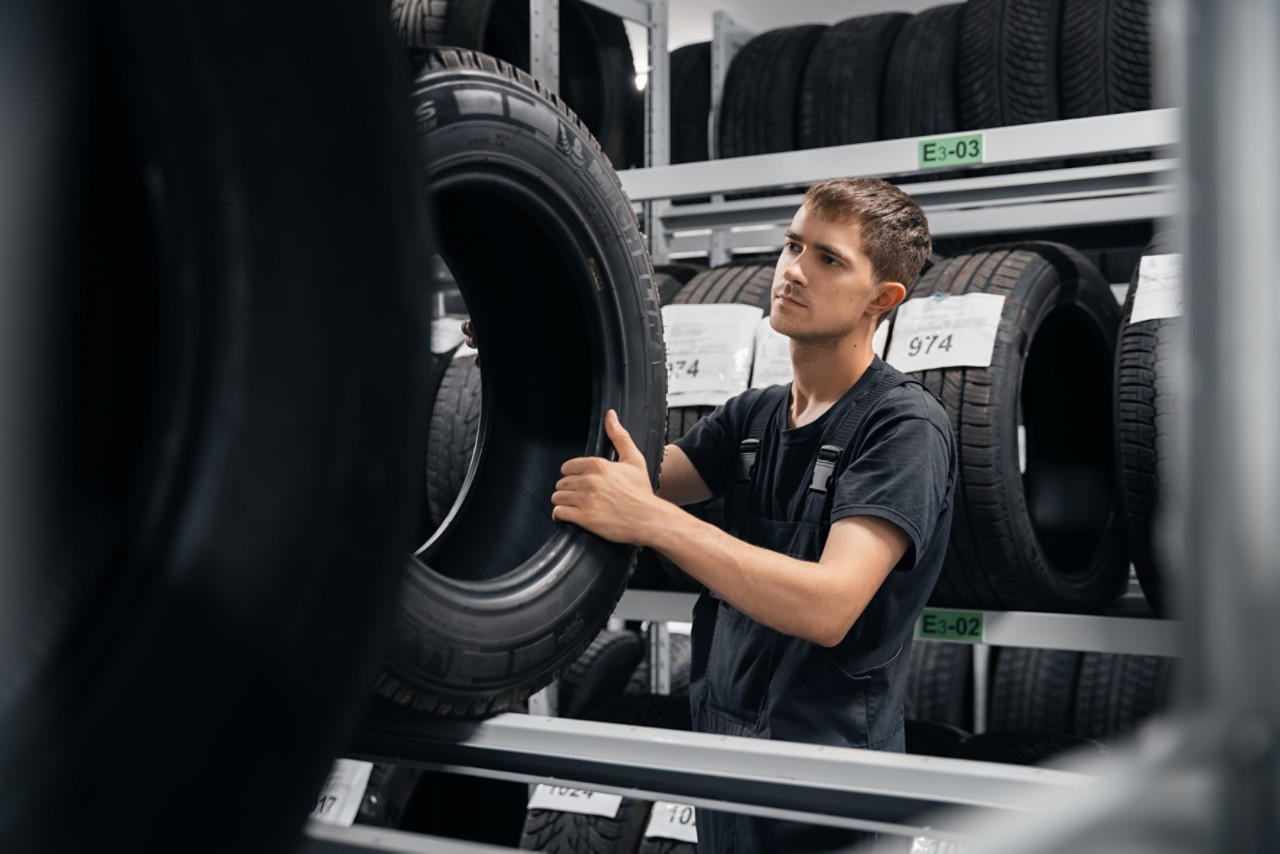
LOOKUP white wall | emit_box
[668,0,954,48]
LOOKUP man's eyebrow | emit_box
[787,231,852,264]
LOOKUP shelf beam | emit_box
[348,712,1092,840]
[614,590,1184,657]
[620,109,1179,201]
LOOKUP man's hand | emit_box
[552,410,663,545]
[461,317,479,366]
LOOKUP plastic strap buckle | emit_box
[808,444,843,494]
[736,438,761,483]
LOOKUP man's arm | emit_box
[553,411,909,647]
[657,444,713,506]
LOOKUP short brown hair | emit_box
[802,177,931,286]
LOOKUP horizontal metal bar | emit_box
[616,591,1184,656]
[304,822,521,853]
[979,610,1184,658]
[619,109,1179,201]
[577,0,652,24]
[349,712,1091,840]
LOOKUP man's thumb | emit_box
[606,410,643,465]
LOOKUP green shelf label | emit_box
[918,133,985,170]
[917,608,985,643]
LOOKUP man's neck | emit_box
[787,327,877,429]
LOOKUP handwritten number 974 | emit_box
[907,334,953,358]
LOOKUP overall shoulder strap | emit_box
[727,385,788,530]
[801,369,921,534]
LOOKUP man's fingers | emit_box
[605,409,645,466]
[560,457,597,477]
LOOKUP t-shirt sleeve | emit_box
[672,389,765,499]
[829,389,955,571]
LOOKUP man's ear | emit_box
[870,281,907,318]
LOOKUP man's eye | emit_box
[822,255,840,266]
[785,242,801,252]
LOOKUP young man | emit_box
[551,177,957,852]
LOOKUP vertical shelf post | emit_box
[529,0,560,95]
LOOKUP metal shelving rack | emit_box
[317,3,1198,851]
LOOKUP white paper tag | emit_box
[1129,253,1183,323]
[526,784,623,818]
[453,343,478,361]
[750,317,792,388]
[644,801,698,843]
[431,316,469,354]
[885,293,1006,373]
[310,759,374,827]
[872,318,890,358]
[661,304,763,407]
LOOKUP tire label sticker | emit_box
[918,133,984,170]
[885,293,1006,373]
[645,801,699,843]
[750,317,791,388]
[662,304,764,407]
[310,759,374,827]
[527,784,623,818]
[1130,253,1183,323]
[916,608,984,643]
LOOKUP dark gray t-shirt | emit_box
[674,357,956,669]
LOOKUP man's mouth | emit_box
[775,292,804,307]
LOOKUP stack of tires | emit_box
[665,0,1152,166]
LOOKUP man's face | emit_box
[769,204,885,343]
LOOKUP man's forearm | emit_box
[642,502,863,647]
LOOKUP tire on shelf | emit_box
[1115,233,1180,615]
[989,648,1083,734]
[636,263,776,592]
[1071,652,1174,740]
[357,764,424,829]
[424,352,482,530]
[396,769,530,845]
[896,243,1128,612]
[377,49,667,717]
[558,629,647,719]
[0,3,432,851]
[391,0,639,168]
[718,25,828,158]
[881,3,965,140]
[640,834,699,854]
[655,263,709,286]
[905,641,974,730]
[653,272,684,307]
[521,695,693,854]
[797,13,911,149]
[1060,0,1152,119]
[625,632,694,697]
[670,42,712,164]
[959,0,1063,130]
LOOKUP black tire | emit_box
[626,632,694,696]
[989,648,1083,734]
[797,13,911,149]
[881,4,965,140]
[959,0,1063,130]
[0,3,431,851]
[559,630,647,719]
[655,263,708,286]
[1115,233,1179,615]
[654,272,684,307]
[952,732,1108,766]
[1071,653,1173,740]
[904,720,971,758]
[392,0,638,168]
[522,696,692,854]
[671,42,712,164]
[640,837,698,854]
[357,764,424,829]
[718,26,828,158]
[900,243,1128,612]
[377,49,666,717]
[905,641,974,730]
[424,354,483,530]
[1060,0,1152,119]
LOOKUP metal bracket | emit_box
[529,0,560,95]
